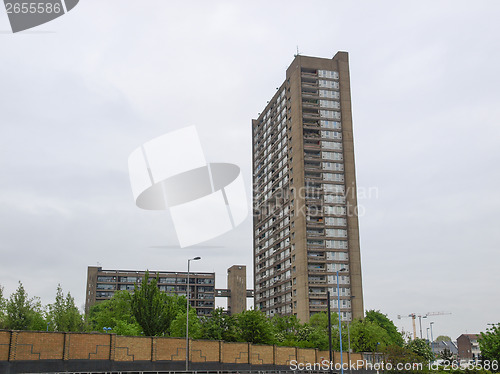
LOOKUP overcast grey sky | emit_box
[1,0,499,340]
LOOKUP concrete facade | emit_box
[227,265,247,315]
[85,266,215,316]
[253,52,364,322]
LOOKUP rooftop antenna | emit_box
[295,45,300,57]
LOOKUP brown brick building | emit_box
[252,52,364,322]
[457,334,481,360]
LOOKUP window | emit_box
[323,173,344,182]
[318,70,339,79]
[319,80,340,89]
[326,251,349,261]
[324,206,347,215]
[97,283,115,290]
[118,276,138,283]
[324,194,345,204]
[325,217,347,226]
[319,100,340,109]
[321,131,342,140]
[319,90,340,99]
[96,291,114,298]
[97,276,115,282]
[323,184,345,194]
[326,228,348,237]
[119,284,134,291]
[322,162,344,171]
[320,110,341,120]
[326,240,348,249]
[320,120,341,129]
[322,152,343,161]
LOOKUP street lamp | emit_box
[327,289,333,374]
[186,256,201,372]
[337,267,346,374]
[418,315,427,339]
[430,322,434,355]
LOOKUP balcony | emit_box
[308,265,326,272]
[302,99,319,108]
[309,291,327,298]
[304,161,321,169]
[303,119,320,128]
[309,300,327,307]
[306,229,324,237]
[303,140,321,150]
[305,172,321,181]
[302,80,318,89]
[303,129,320,138]
[304,150,321,160]
[306,216,324,225]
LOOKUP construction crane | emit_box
[398,314,418,340]
[398,312,452,340]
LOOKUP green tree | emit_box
[170,309,201,339]
[349,318,391,352]
[405,338,435,361]
[236,309,274,344]
[440,347,453,361]
[292,312,342,351]
[479,323,500,371]
[200,308,238,342]
[0,285,6,328]
[272,314,302,345]
[435,335,452,342]
[130,271,185,336]
[87,290,142,335]
[5,281,46,331]
[365,310,404,346]
[47,285,83,332]
[383,344,429,374]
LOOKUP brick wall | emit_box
[12,331,64,360]
[0,331,11,361]
[251,344,273,365]
[115,336,151,361]
[191,339,219,363]
[275,346,296,365]
[65,332,111,360]
[0,329,367,368]
[221,342,248,363]
[155,336,184,361]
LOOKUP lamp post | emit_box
[347,321,352,374]
[327,289,333,374]
[337,268,346,374]
[186,256,201,372]
[418,315,427,339]
[430,322,434,355]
